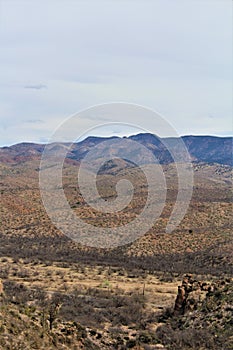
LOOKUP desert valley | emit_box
[0,133,232,349]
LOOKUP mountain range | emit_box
[0,133,232,166]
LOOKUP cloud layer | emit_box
[0,0,232,145]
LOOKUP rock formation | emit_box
[174,274,209,315]
[0,279,3,295]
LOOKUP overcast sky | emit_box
[0,0,232,146]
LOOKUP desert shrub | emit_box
[156,325,216,349]
[137,330,158,344]
[157,306,174,322]
[0,266,10,279]
[3,280,31,304]
[0,233,231,276]
[126,339,137,348]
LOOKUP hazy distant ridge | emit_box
[0,134,232,166]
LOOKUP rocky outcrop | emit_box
[0,279,3,295]
[174,274,211,315]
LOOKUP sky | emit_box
[0,0,232,146]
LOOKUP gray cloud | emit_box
[25,119,45,124]
[24,84,47,90]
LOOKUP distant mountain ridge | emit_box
[0,134,232,166]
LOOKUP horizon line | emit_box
[1,132,233,148]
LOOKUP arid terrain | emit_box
[0,136,232,349]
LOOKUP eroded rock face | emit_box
[174,274,208,315]
[0,279,3,295]
[174,285,186,314]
